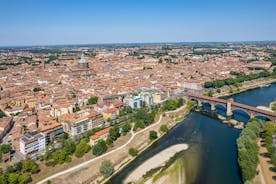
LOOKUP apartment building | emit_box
[89,127,110,146]
[0,117,13,142]
[123,96,142,109]
[19,132,46,158]
[61,109,105,137]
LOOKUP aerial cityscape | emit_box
[0,1,276,184]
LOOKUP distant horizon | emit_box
[1,40,276,48]
[1,0,276,47]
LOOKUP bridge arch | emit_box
[188,98,200,107]
[232,107,251,117]
[215,103,226,109]
[254,114,272,121]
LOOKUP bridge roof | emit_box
[232,102,276,117]
[187,93,276,118]
[187,93,226,103]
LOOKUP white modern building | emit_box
[19,132,46,158]
[123,96,143,109]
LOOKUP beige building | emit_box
[62,109,105,137]
[89,127,110,146]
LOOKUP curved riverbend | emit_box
[110,83,276,184]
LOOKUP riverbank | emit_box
[103,104,189,184]
[36,102,188,184]
[212,77,276,98]
[124,144,189,183]
[112,83,276,184]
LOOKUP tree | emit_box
[73,103,80,112]
[61,133,68,140]
[100,160,114,178]
[122,123,131,135]
[128,148,138,157]
[14,161,22,172]
[64,140,76,155]
[134,119,145,130]
[51,149,68,165]
[8,173,18,184]
[162,99,178,111]
[125,106,132,113]
[0,109,5,118]
[135,108,151,125]
[87,96,98,105]
[105,137,113,147]
[22,159,40,174]
[92,140,107,156]
[109,126,120,141]
[18,173,32,184]
[6,165,15,173]
[74,139,91,158]
[177,98,184,107]
[33,87,42,92]
[30,162,40,174]
[149,131,158,141]
[160,124,169,133]
[207,90,214,97]
[0,144,11,154]
[0,174,8,184]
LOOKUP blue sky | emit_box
[0,0,276,46]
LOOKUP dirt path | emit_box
[254,139,276,184]
[37,103,187,184]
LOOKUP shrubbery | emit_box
[74,139,91,158]
[87,96,98,105]
[92,140,107,156]
[0,159,39,184]
[128,148,138,157]
[162,98,184,111]
[134,107,157,130]
[149,131,158,141]
[160,124,168,133]
[100,160,114,178]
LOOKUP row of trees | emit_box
[204,71,274,88]
[162,98,184,111]
[0,159,40,184]
[237,119,264,182]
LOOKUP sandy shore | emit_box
[124,144,189,183]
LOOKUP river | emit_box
[109,83,276,184]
